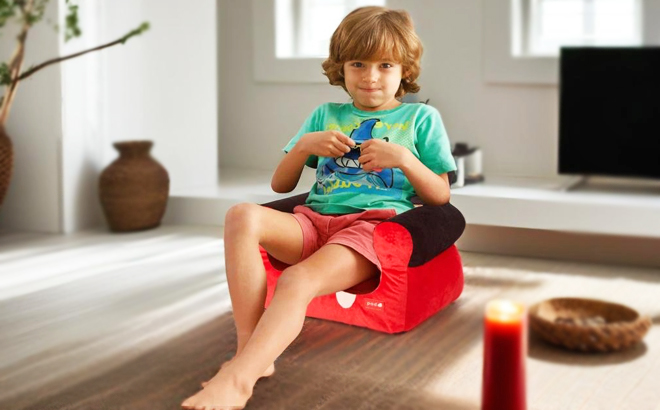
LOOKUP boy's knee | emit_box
[276,266,317,299]
[225,203,261,231]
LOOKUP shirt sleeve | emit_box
[414,105,457,175]
[282,105,324,168]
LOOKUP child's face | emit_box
[343,58,404,112]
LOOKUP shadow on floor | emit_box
[3,307,483,410]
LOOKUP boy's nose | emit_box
[362,68,379,83]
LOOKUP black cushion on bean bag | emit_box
[384,202,465,267]
[262,193,308,214]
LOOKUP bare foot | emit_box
[201,359,275,388]
[182,366,253,410]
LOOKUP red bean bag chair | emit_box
[260,193,466,334]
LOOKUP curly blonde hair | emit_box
[322,6,423,99]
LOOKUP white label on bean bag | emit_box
[336,291,356,308]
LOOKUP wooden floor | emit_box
[0,225,659,410]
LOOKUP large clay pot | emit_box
[0,125,13,208]
[99,140,169,232]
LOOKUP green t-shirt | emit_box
[283,102,457,215]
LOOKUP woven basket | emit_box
[529,297,651,353]
[0,126,13,208]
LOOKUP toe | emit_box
[181,397,197,409]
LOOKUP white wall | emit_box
[0,1,63,233]
[97,0,218,197]
[1,0,219,233]
[218,0,659,179]
[218,0,348,171]
[60,0,105,233]
[400,0,559,177]
[61,0,219,233]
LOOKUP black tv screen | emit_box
[559,47,660,179]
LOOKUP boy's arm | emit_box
[400,151,451,206]
[271,144,311,193]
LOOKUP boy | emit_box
[182,6,456,409]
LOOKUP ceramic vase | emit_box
[99,140,169,232]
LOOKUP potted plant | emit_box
[0,0,149,207]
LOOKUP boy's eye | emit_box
[349,61,395,69]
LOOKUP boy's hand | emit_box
[358,139,410,172]
[295,131,356,157]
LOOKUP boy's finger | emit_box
[359,154,373,163]
[341,135,356,147]
[333,140,350,153]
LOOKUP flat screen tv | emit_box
[559,47,660,180]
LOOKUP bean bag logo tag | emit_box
[365,299,384,311]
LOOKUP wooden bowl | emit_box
[529,297,651,353]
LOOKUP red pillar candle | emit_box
[481,299,527,410]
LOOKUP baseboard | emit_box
[458,224,660,269]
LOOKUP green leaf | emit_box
[0,0,19,30]
[0,62,11,86]
[24,0,49,25]
[64,1,80,42]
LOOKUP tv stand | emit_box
[449,175,660,238]
[559,175,588,192]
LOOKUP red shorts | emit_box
[268,205,396,271]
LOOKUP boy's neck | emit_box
[352,100,402,112]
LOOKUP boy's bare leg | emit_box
[212,203,304,380]
[181,244,379,410]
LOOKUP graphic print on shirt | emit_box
[317,118,406,197]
